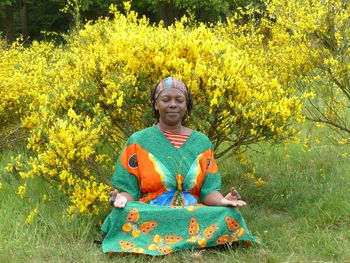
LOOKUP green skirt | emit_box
[101,201,260,255]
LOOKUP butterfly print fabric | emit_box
[101,126,261,255]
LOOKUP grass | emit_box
[1,131,350,262]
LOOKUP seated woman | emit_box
[101,77,260,255]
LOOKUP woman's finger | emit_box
[236,200,247,206]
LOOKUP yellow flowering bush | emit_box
[267,0,350,144]
[0,40,63,148]
[1,4,314,215]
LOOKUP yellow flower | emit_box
[25,207,39,224]
[17,184,27,199]
[123,1,131,12]
[67,108,78,120]
[244,173,254,180]
[250,129,257,135]
[254,178,266,187]
[5,164,14,173]
[338,138,348,145]
[341,152,348,158]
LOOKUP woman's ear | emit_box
[154,101,158,111]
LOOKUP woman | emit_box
[101,77,260,255]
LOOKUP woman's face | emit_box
[155,88,187,126]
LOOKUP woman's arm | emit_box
[203,190,246,207]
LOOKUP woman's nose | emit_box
[169,99,177,107]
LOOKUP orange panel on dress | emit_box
[205,149,218,174]
[119,144,167,196]
[119,144,139,177]
[134,144,167,194]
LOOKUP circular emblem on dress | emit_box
[128,153,138,169]
[206,157,211,169]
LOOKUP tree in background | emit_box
[0,0,263,42]
[0,0,69,41]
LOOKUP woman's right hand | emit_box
[109,189,133,208]
[113,193,128,208]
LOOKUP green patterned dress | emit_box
[101,126,260,255]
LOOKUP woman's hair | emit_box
[150,81,193,124]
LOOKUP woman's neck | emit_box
[157,122,182,134]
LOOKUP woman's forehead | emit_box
[158,88,186,98]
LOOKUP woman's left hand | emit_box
[203,189,246,207]
[220,188,247,207]
[220,195,246,207]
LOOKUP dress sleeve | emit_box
[110,140,141,200]
[199,145,222,202]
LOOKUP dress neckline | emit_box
[160,130,189,148]
[154,125,194,150]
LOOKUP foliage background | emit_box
[1,0,350,261]
[1,1,316,215]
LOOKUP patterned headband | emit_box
[155,77,188,99]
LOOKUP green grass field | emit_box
[1,128,350,263]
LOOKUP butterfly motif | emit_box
[187,217,218,248]
[148,234,183,255]
[216,216,245,245]
[119,240,145,253]
[122,208,158,238]
[148,153,202,192]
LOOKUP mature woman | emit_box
[101,77,260,255]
